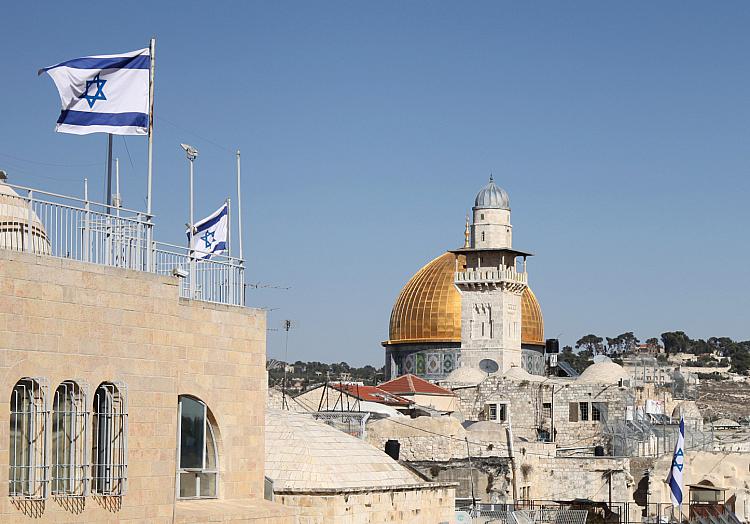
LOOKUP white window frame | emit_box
[51,380,89,498]
[485,402,508,423]
[177,396,218,500]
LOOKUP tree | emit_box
[576,334,604,354]
[660,331,691,355]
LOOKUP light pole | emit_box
[181,143,198,298]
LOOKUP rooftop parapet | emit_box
[0,181,245,307]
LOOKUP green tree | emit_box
[660,331,691,355]
[576,334,604,354]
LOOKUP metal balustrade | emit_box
[1,183,245,307]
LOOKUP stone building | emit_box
[0,181,295,522]
[648,451,750,523]
[442,362,634,450]
[265,410,456,524]
[383,177,546,380]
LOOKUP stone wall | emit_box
[274,485,456,524]
[447,376,633,450]
[649,451,750,523]
[0,250,293,523]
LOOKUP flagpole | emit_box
[146,36,156,271]
[236,149,243,262]
[105,133,113,213]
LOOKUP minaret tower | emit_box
[451,176,530,373]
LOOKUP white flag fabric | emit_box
[187,203,228,260]
[667,416,685,507]
[39,48,150,135]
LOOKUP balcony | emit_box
[0,182,244,307]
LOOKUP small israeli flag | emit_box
[188,203,228,260]
[667,416,685,507]
[39,47,150,135]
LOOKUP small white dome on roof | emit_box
[0,181,51,254]
[672,401,702,420]
[578,361,629,384]
[443,366,488,386]
[504,366,544,382]
[265,409,424,491]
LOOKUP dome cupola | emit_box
[474,175,510,210]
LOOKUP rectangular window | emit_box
[579,402,589,422]
[486,403,507,422]
[542,402,552,419]
[592,402,607,422]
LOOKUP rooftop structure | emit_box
[265,409,456,523]
[0,179,244,307]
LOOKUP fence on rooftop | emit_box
[1,182,245,307]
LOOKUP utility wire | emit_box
[158,116,235,154]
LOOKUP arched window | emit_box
[52,381,88,497]
[9,378,49,499]
[91,383,127,496]
[177,396,218,499]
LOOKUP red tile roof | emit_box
[378,374,455,397]
[329,383,411,407]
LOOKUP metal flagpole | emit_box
[146,37,156,271]
[236,150,243,261]
[106,134,113,212]
[189,156,195,299]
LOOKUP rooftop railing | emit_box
[1,182,245,307]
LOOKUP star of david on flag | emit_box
[666,416,685,507]
[187,203,228,260]
[39,47,150,135]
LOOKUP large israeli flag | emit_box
[187,203,228,260]
[667,416,685,507]
[39,48,150,135]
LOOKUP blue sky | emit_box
[1,2,749,365]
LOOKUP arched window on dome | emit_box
[9,378,49,499]
[51,380,88,497]
[177,396,218,499]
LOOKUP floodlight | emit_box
[180,143,199,160]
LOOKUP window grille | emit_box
[542,402,552,419]
[91,382,128,496]
[592,402,607,422]
[52,381,89,497]
[9,377,50,499]
[579,402,589,422]
[177,396,218,499]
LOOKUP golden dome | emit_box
[521,287,544,346]
[387,252,544,346]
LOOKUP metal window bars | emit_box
[9,378,50,499]
[51,381,89,498]
[91,383,128,497]
[1,182,246,307]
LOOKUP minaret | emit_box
[451,176,529,373]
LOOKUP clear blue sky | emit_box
[2,2,749,366]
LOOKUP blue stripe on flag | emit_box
[57,110,148,128]
[42,55,150,72]
[195,205,228,232]
[669,475,683,505]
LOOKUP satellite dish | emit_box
[479,359,499,374]
[593,355,613,364]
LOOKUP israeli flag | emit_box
[667,416,685,507]
[188,203,228,260]
[39,48,150,135]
